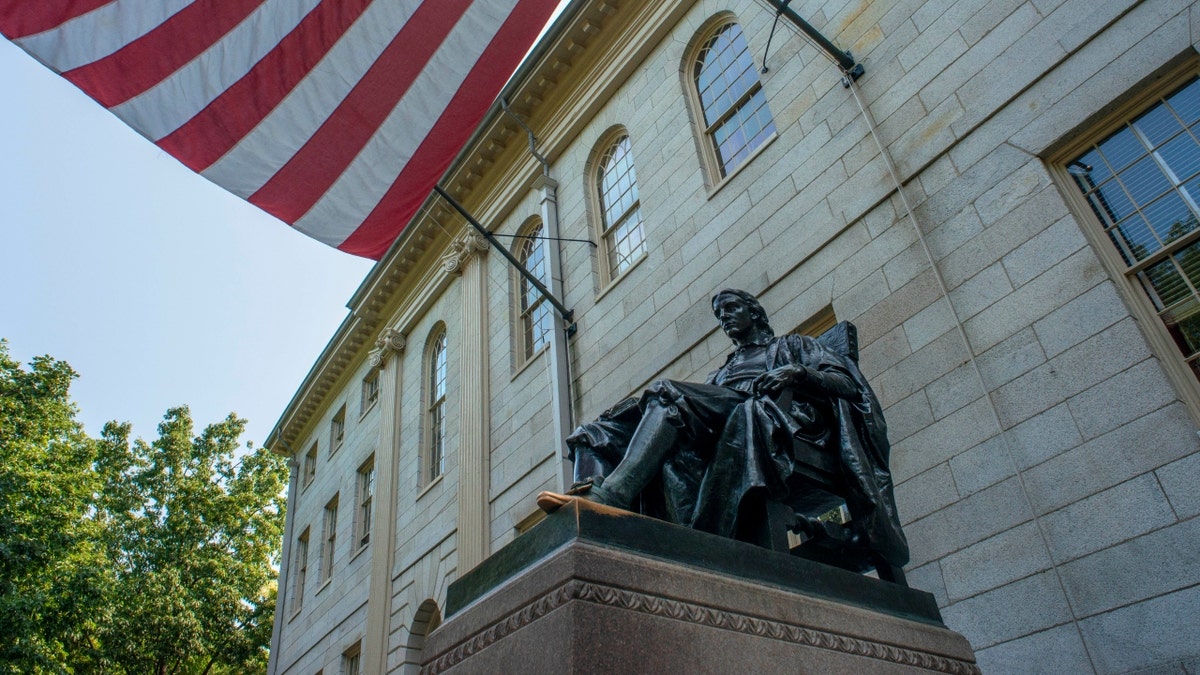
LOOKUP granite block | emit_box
[1040,473,1175,564]
[1060,517,1200,617]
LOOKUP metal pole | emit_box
[762,0,863,79]
[433,184,574,324]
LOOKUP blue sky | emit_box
[0,37,373,448]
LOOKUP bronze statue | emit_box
[538,289,909,579]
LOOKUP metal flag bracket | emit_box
[433,185,576,331]
[761,0,864,87]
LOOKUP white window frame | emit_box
[302,442,317,489]
[589,128,647,287]
[1051,61,1200,420]
[514,218,552,364]
[685,16,777,186]
[423,326,448,486]
[290,527,309,616]
[360,369,379,417]
[320,495,338,584]
[355,455,375,551]
[330,404,346,455]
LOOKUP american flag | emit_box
[0,0,560,259]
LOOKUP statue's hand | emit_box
[751,365,808,397]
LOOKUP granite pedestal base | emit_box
[420,500,977,674]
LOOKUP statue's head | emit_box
[711,289,774,339]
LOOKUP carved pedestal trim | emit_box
[421,578,980,675]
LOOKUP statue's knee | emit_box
[645,379,686,403]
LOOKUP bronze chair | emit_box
[749,321,907,585]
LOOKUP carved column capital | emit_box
[440,233,489,276]
[368,327,407,367]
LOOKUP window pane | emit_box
[1162,293,1200,357]
[1159,132,1200,184]
[1068,78,1200,383]
[520,224,546,312]
[1085,180,1134,225]
[1097,126,1146,172]
[597,135,646,277]
[1133,103,1183,147]
[694,22,774,177]
[428,332,447,481]
[1117,155,1172,205]
[1143,192,1197,244]
[1114,213,1161,261]
[1168,79,1200,125]
[1071,148,1112,186]
[531,300,552,354]
[1143,257,1192,308]
[608,206,646,277]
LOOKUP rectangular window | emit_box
[342,644,361,675]
[292,528,309,615]
[795,305,838,338]
[1058,72,1200,406]
[361,370,379,415]
[330,405,346,455]
[303,442,317,488]
[356,456,375,549]
[321,496,338,583]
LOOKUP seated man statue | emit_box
[538,289,909,573]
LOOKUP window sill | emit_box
[288,607,302,623]
[416,474,444,501]
[359,400,378,421]
[512,343,549,381]
[595,253,647,303]
[704,132,778,201]
[350,542,369,563]
[315,578,332,596]
[330,441,344,457]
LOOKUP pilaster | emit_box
[445,233,491,572]
[363,328,405,675]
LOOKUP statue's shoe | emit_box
[536,480,624,513]
[536,479,597,512]
[535,490,573,513]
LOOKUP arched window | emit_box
[690,20,776,180]
[594,132,646,282]
[423,327,448,485]
[516,219,552,362]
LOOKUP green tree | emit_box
[0,341,106,673]
[94,409,288,675]
[0,343,288,674]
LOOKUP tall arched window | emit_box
[424,327,448,485]
[690,20,776,180]
[516,219,552,362]
[594,132,646,282]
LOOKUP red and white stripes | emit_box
[0,0,559,258]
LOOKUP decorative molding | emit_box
[368,327,407,368]
[439,233,489,276]
[421,580,981,675]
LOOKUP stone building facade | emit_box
[267,1,1200,673]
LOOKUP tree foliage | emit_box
[0,342,288,674]
[0,342,106,671]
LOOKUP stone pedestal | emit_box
[420,501,978,674]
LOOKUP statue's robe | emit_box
[567,333,909,567]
